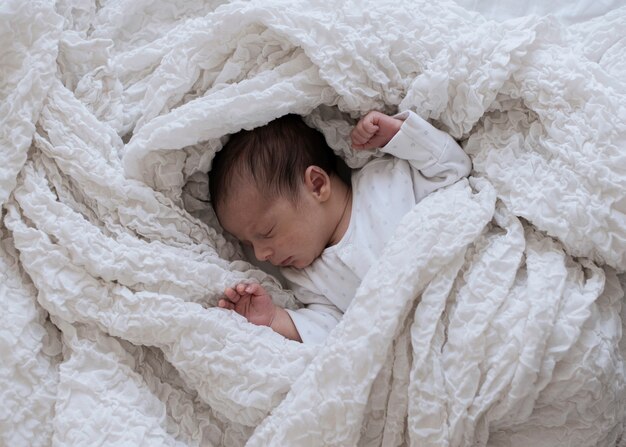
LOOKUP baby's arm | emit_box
[220,282,342,344]
[351,110,471,197]
[282,284,343,345]
[219,283,302,342]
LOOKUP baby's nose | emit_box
[253,244,272,262]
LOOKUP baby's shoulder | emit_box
[352,154,407,183]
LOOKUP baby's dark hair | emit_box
[209,114,337,214]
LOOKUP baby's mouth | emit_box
[280,256,293,267]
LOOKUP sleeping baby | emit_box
[209,109,471,344]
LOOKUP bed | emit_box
[1,0,625,445]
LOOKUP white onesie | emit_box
[281,110,472,344]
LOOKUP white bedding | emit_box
[455,0,625,24]
[1,0,626,445]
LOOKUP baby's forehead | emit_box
[224,167,301,202]
[217,183,266,226]
[219,185,298,236]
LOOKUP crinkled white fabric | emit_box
[1,0,625,445]
[454,0,624,25]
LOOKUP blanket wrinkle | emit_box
[1,0,625,445]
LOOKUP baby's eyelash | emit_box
[263,227,275,238]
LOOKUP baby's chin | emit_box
[283,257,311,270]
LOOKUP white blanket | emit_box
[1,0,626,445]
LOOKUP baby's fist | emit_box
[351,111,402,150]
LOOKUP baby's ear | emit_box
[304,165,331,201]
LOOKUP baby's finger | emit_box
[224,287,241,303]
[351,128,367,145]
[218,299,234,310]
[352,125,373,144]
[244,283,264,296]
[362,116,379,134]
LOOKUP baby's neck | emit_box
[327,176,352,247]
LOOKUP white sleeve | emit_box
[284,284,343,345]
[381,110,472,199]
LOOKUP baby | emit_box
[209,110,471,344]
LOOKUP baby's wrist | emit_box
[266,304,278,328]
[270,307,302,342]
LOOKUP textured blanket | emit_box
[2,0,626,445]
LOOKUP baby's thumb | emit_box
[364,119,379,134]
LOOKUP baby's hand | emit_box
[351,111,403,150]
[218,283,277,327]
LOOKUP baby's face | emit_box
[217,181,332,270]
